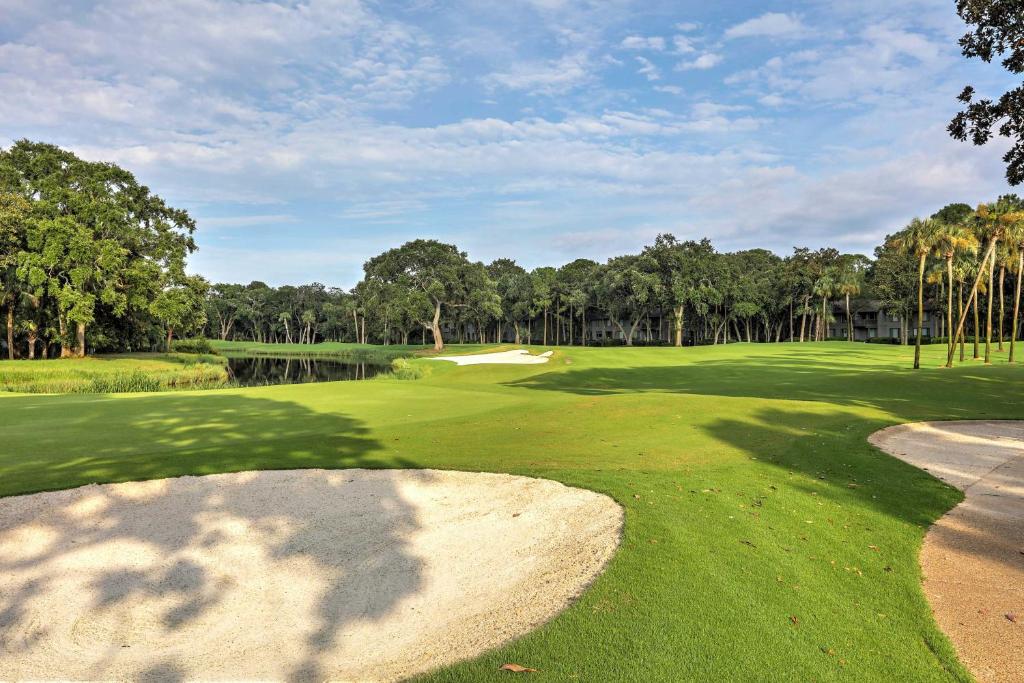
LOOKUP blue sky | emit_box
[0,0,1017,286]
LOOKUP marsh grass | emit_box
[210,340,422,365]
[0,353,229,394]
[388,357,431,380]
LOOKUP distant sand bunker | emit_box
[431,349,553,365]
[0,469,622,682]
[870,421,1024,683]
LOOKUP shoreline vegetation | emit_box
[0,353,230,394]
[0,341,476,394]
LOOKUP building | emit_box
[828,301,942,341]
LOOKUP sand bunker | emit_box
[431,349,553,365]
[0,469,622,682]
[870,422,1024,682]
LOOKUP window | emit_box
[890,328,900,338]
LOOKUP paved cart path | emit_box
[870,421,1024,683]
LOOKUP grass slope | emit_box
[1,342,1017,680]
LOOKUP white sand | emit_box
[0,469,622,682]
[870,422,1024,682]
[431,349,553,365]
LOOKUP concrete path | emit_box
[870,421,1024,682]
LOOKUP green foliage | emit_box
[171,338,217,355]
[950,0,1024,185]
[388,357,430,380]
[0,140,199,357]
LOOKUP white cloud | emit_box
[654,85,683,95]
[484,52,593,94]
[675,22,699,32]
[676,53,722,71]
[758,94,786,107]
[620,35,664,51]
[635,56,660,81]
[725,13,806,40]
[671,35,696,54]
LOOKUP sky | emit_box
[0,0,1018,287]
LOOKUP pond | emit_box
[226,355,389,387]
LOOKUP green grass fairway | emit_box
[2,342,1017,680]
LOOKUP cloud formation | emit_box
[0,0,1013,285]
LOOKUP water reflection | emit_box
[226,356,387,387]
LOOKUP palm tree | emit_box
[934,222,978,361]
[891,218,941,369]
[1006,214,1024,363]
[836,260,864,342]
[277,311,292,344]
[812,270,836,341]
[954,259,971,362]
[946,203,1010,367]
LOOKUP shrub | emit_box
[172,338,216,355]
[630,338,670,347]
[389,357,430,380]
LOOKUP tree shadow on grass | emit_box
[698,405,1024,580]
[505,353,1024,418]
[0,391,427,681]
[0,391,408,497]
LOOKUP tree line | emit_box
[199,195,1024,371]
[0,140,206,359]
[4,141,1023,370]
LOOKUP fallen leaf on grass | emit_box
[789,615,799,626]
[500,663,538,673]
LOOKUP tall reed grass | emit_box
[0,354,230,394]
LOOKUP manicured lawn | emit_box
[0,353,228,393]
[2,342,1018,680]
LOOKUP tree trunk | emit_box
[431,300,444,351]
[799,295,809,342]
[789,301,794,342]
[947,238,999,367]
[5,303,13,360]
[513,321,521,345]
[998,266,1006,352]
[845,293,852,341]
[986,248,995,364]
[166,327,174,352]
[76,322,86,357]
[674,305,684,347]
[946,257,955,360]
[569,304,574,346]
[543,308,548,346]
[1012,250,1023,363]
[914,253,926,369]
[27,329,36,360]
[959,282,966,362]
